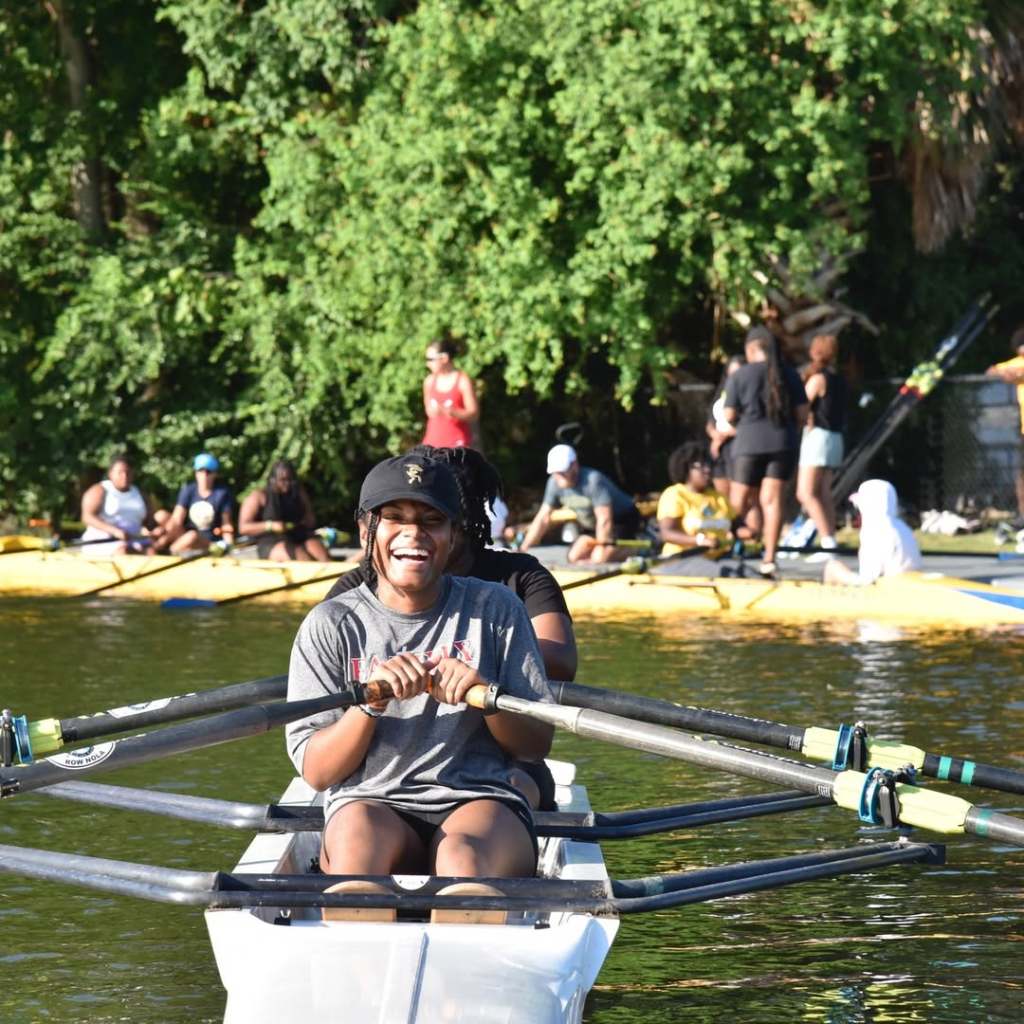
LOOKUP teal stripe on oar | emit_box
[937,756,953,781]
[973,808,992,836]
[961,760,976,786]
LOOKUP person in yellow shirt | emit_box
[986,327,1024,519]
[657,443,737,555]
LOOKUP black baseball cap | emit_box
[358,454,461,521]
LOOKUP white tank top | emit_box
[95,479,147,533]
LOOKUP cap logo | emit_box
[405,464,423,486]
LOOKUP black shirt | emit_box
[724,361,807,455]
[810,368,847,433]
[324,547,571,620]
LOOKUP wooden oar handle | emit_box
[357,681,501,712]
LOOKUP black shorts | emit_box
[711,439,734,481]
[731,450,797,487]
[392,799,538,862]
[255,529,311,560]
[515,759,557,811]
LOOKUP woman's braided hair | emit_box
[746,325,791,427]
[408,445,502,554]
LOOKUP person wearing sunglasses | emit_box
[421,336,480,449]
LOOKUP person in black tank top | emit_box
[796,333,848,549]
[238,459,330,561]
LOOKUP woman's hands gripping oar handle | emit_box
[0,681,392,798]
[465,686,1024,848]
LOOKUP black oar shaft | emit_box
[486,694,1024,847]
[553,680,804,751]
[1,685,382,798]
[921,754,1024,797]
[59,675,288,743]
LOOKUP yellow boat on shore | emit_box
[1,541,1023,628]
[553,567,1024,629]
[0,548,355,605]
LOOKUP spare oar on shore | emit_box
[0,838,941,914]
[36,779,830,839]
[463,686,1024,847]
[560,546,713,592]
[550,681,1024,798]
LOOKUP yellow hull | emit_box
[2,544,1023,627]
[0,549,356,605]
[555,569,1024,628]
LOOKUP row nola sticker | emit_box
[103,698,178,719]
[46,743,116,770]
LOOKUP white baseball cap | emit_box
[546,444,577,474]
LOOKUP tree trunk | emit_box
[45,0,105,241]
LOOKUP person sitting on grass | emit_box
[518,444,639,564]
[285,454,553,921]
[823,479,922,586]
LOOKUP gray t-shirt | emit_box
[285,575,553,826]
[542,466,635,531]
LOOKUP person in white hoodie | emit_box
[824,479,922,585]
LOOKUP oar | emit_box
[777,543,1024,561]
[561,546,713,592]
[70,537,256,599]
[551,680,1024,797]
[0,839,939,914]
[0,534,153,557]
[0,682,387,798]
[463,686,1024,847]
[37,779,830,839]
[6,675,288,760]
[162,566,352,610]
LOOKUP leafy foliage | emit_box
[1,0,1019,521]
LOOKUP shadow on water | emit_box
[0,599,1022,1022]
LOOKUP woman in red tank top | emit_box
[421,337,480,448]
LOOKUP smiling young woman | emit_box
[285,454,554,914]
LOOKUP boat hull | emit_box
[0,549,353,604]
[205,764,618,1024]
[555,569,1024,628]
[2,547,1023,627]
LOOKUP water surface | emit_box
[1,599,1021,1022]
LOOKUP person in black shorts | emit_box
[325,445,577,810]
[724,326,808,576]
[239,460,330,562]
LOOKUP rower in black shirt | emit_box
[325,446,578,809]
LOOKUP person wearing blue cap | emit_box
[164,452,237,554]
